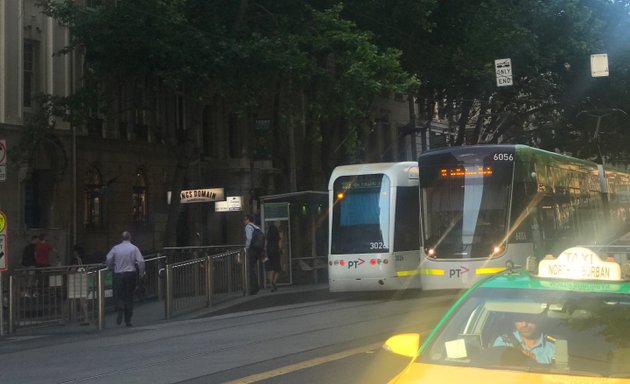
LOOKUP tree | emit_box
[344,0,630,162]
[36,0,417,245]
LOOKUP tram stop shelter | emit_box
[260,191,328,286]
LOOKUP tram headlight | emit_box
[491,244,505,256]
[426,247,436,258]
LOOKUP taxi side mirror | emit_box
[382,333,420,358]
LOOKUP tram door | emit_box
[261,202,292,285]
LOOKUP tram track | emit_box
[0,291,457,383]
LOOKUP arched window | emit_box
[84,165,103,227]
[132,169,148,224]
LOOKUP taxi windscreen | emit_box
[422,286,630,377]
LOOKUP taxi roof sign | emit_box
[538,247,621,281]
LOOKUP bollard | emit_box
[165,265,173,319]
[97,269,105,330]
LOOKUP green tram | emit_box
[417,144,630,290]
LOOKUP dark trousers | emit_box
[113,271,137,324]
[247,248,261,294]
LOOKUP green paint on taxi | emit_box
[481,270,630,294]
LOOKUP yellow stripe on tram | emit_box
[421,269,445,276]
[476,267,506,275]
[397,269,445,277]
[397,270,419,277]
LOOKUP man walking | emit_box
[106,231,145,327]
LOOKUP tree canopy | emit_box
[34,0,630,167]
[35,0,418,245]
[344,0,630,162]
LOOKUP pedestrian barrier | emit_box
[295,256,327,284]
[9,264,102,332]
[164,247,247,318]
[6,247,247,333]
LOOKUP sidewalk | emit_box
[3,283,330,338]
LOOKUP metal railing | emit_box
[6,247,249,333]
[8,254,166,333]
[164,247,247,318]
[9,264,102,333]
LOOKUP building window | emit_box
[84,165,103,227]
[24,40,40,108]
[135,123,148,142]
[254,119,272,160]
[132,169,148,224]
[119,122,128,140]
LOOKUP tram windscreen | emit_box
[419,150,514,259]
[331,174,390,254]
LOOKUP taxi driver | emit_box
[493,314,557,364]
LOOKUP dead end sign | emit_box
[495,58,513,87]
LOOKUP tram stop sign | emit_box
[0,210,7,271]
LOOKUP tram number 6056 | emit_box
[493,153,514,161]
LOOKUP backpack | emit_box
[249,224,266,251]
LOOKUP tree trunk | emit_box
[287,85,298,192]
[301,92,314,190]
[455,98,472,146]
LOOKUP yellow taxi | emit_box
[384,246,630,383]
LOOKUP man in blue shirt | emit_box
[493,314,557,364]
[106,231,145,327]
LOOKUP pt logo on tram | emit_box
[347,258,365,269]
[449,266,470,278]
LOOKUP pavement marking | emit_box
[224,341,384,384]
[226,327,432,383]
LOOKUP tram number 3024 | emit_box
[493,153,514,161]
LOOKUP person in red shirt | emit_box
[35,233,56,267]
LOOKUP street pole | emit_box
[577,108,627,167]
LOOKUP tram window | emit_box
[331,174,391,253]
